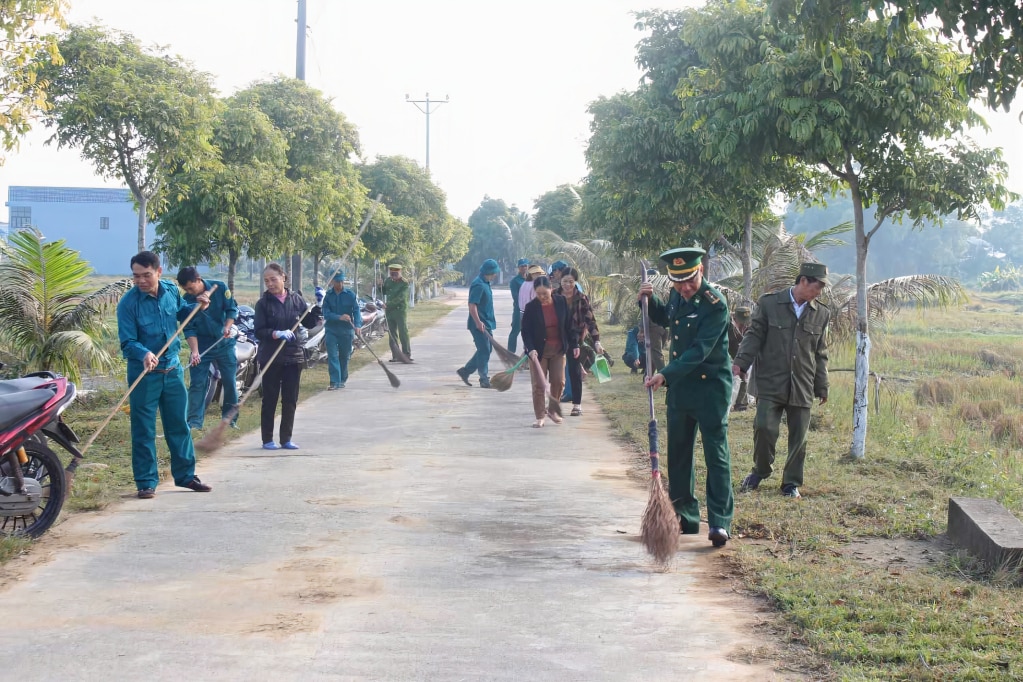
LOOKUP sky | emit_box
[2,0,1021,224]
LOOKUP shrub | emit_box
[978,400,1004,419]
[956,402,984,423]
[991,415,1023,448]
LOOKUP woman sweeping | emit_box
[560,267,604,417]
[521,276,575,428]
[254,263,311,450]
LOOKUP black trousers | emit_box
[566,352,584,405]
[261,361,302,444]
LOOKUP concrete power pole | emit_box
[291,0,308,294]
[405,93,449,172]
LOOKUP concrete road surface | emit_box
[0,289,782,681]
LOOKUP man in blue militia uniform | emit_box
[177,267,238,430]
[456,258,500,389]
[508,258,528,353]
[117,251,213,499]
[323,271,362,390]
[638,247,733,547]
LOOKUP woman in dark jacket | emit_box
[559,267,604,417]
[254,262,311,450]
[521,276,575,428]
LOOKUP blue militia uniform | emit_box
[322,286,362,388]
[462,274,496,384]
[116,280,199,491]
[508,274,525,353]
[183,279,238,429]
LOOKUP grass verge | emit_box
[589,297,1023,681]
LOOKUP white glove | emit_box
[273,329,295,341]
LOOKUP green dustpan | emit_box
[592,355,612,383]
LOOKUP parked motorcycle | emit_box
[202,326,259,412]
[0,364,82,538]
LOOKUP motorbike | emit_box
[354,298,388,350]
[0,364,82,538]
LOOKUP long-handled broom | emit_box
[489,354,528,392]
[485,332,521,369]
[638,262,679,564]
[196,195,383,455]
[75,284,219,475]
[527,352,563,418]
[350,320,400,388]
[386,327,412,364]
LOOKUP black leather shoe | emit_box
[137,488,156,499]
[708,527,729,547]
[456,367,472,386]
[180,477,212,492]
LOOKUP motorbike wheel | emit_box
[0,440,66,538]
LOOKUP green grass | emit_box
[589,297,1023,681]
[58,298,455,514]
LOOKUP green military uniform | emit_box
[728,306,752,410]
[647,248,733,537]
[382,264,411,359]
[733,263,831,491]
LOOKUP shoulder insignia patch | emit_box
[224,289,232,299]
[703,289,720,305]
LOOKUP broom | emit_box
[386,327,412,364]
[638,262,679,564]
[489,354,528,392]
[73,285,219,485]
[350,320,400,388]
[485,332,521,368]
[197,195,383,455]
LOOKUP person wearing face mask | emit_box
[254,262,311,450]
[456,259,500,389]
[637,247,733,548]
[558,267,603,417]
[521,276,575,428]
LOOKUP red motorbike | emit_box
[0,366,82,538]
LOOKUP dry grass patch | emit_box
[991,414,1023,448]
[915,378,956,406]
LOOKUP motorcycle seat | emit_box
[0,377,52,396]
[236,341,256,363]
[0,387,55,432]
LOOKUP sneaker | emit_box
[532,419,544,428]
[327,385,338,391]
[337,383,346,389]
[137,488,156,499]
[282,441,300,450]
[180,477,212,492]
[708,527,729,547]
[570,405,582,417]
[740,473,763,492]
[782,484,801,499]
[262,441,281,450]
[456,367,472,386]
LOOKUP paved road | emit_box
[0,289,778,681]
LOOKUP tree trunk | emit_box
[354,258,359,297]
[291,253,303,295]
[227,246,239,292]
[850,186,870,460]
[136,194,148,252]
[741,212,753,300]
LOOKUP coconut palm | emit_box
[0,228,131,383]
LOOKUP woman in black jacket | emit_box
[254,262,311,450]
[521,276,575,428]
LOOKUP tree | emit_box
[769,0,1023,111]
[460,196,530,280]
[40,25,218,251]
[533,185,584,240]
[156,97,305,291]
[0,228,130,382]
[680,0,1013,458]
[0,0,66,161]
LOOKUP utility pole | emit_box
[405,92,449,171]
[291,0,308,294]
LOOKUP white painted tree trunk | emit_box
[850,184,870,459]
[136,194,148,252]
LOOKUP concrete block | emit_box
[947,497,1023,568]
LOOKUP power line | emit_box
[405,93,449,171]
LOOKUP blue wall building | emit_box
[5,186,153,275]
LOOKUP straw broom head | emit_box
[490,370,515,392]
[641,475,679,564]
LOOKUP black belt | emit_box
[148,367,177,374]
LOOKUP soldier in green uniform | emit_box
[733,262,831,500]
[381,264,411,361]
[177,267,239,430]
[508,258,528,353]
[638,247,733,547]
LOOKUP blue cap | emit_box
[517,258,529,267]
[551,260,568,272]
[480,259,500,275]
[332,271,345,282]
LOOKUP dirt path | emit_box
[0,289,788,681]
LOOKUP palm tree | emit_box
[0,229,131,383]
